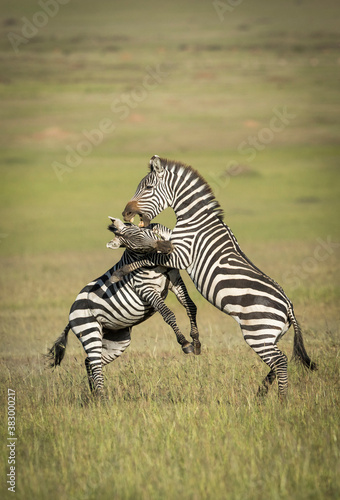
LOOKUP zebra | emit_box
[112,155,317,399]
[47,217,201,395]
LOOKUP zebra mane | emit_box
[149,157,224,221]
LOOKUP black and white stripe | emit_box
[47,219,200,395]
[115,155,316,398]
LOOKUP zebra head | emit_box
[122,155,171,227]
[106,217,174,254]
[122,155,224,225]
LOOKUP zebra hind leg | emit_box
[244,332,288,399]
[70,319,105,398]
[257,369,276,398]
[85,357,95,392]
[82,328,131,400]
[259,346,288,400]
[91,365,106,399]
[101,328,132,368]
[84,356,105,398]
[83,357,106,401]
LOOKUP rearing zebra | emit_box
[47,218,200,395]
[112,155,317,398]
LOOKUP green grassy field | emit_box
[1,1,339,499]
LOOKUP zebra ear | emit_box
[108,217,125,230]
[150,155,164,177]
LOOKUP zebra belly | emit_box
[70,286,154,332]
[188,265,290,337]
[87,289,154,330]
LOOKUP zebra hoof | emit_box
[256,385,269,399]
[93,391,108,404]
[182,343,194,355]
[193,342,201,355]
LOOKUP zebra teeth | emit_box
[129,217,135,223]
[138,219,145,228]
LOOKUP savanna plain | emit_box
[0,1,339,499]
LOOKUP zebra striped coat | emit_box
[47,219,200,395]
[113,155,316,398]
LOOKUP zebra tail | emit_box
[45,324,71,368]
[289,308,317,371]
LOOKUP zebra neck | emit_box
[173,204,219,229]
[168,166,224,223]
[173,199,219,226]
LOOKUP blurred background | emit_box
[0,0,339,356]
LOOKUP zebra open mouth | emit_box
[122,201,151,228]
[128,213,151,228]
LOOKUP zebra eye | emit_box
[145,185,153,190]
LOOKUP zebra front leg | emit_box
[139,286,194,354]
[167,270,201,355]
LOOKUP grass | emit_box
[1,346,339,500]
[0,0,339,498]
